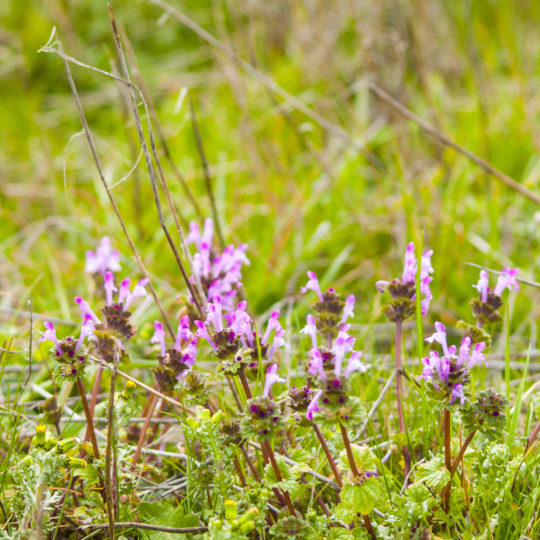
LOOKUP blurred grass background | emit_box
[1,0,539,351]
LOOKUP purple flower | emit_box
[341,295,355,324]
[308,348,326,380]
[473,267,519,301]
[102,271,148,309]
[263,364,285,397]
[39,321,62,355]
[451,384,465,405]
[422,321,488,403]
[104,271,118,306]
[300,271,324,302]
[187,218,250,312]
[300,314,318,349]
[473,270,490,303]
[306,389,323,420]
[345,351,367,377]
[151,321,166,357]
[494,268,519,297]
[376,241,434,316]
[85,237,121,275]
[76,319,96,351]
[75,297,100,324]
[425,322,451,357]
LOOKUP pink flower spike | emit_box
[473,270,490,303]
[174,316,192,351]
[332,329,349,377]
[469,342,487,368]
[76,320,96,351]
[118,278,131,305]
[494,268,519,297]
[345,351,367,377]
[425,321,450,357]
[308,348,326,380]
[300,270,324,302]
[450,383,465,405]
[124,278,149,309]
[300,314,318,349]
[85,237,121,275]
[40,321,62,355]
[104,271,117,306]
[306,389,323,420]
[186,222,201,247]
[262,310,281,345]
[457,337,471,368]
[268,327,285,362]
[75,297,100,324]
[341,295,355,324]
[263,364,285,398]
[402,242,417,283]
[151,321,166,357]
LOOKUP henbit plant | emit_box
[1,228,538,540]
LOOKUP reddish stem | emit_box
[313,423,342,487]
[394,320,411,479]
[443,408,452,513]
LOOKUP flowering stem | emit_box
[84,365,103,445]
[105,358,118,540]
[339,422,359,477]
[440,430,476,503]
[240,445,260,482]
[233,456,247,487]
[239,371,252,399]
[76,377,100,460]
[312,423,342,487]
[527,420,540,451]
[131,393,158,468]
[263,440,296,516]
[394,320,411,479]
[443,408,452,513]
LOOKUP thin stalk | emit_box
[239,371,252,399]
[264,440,296,516]
[76,378,100,460]
[227,375,243,411]
[440,430,476,503]
[526,420,540,451]
[240,445,260,482]
[312,423,342,487]
[339,423,376,538]
[339,422,359,477]
[443,408,452,513]
[394,320,411,478]
[108,7,204,318]
[105,353,118,540]
[42,33,175,340]
[84,365,103,444]
[131,393,158,468]
[233,456,247,487]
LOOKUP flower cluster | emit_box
[187,218,249,311]
[151,318,198,392]
[471,268,519,324]
[195,296,285,376]
[300,271,367,424]
[461,389,508,437]
[376,242,434,321]
[421,322,486,405]
[85,236,121,276]
[76,271,148,341]
[39,320,95,380]
[242,364,286,440]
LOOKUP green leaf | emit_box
[340,480,383,515]
[137,502,201,540]
[415,456,450,491]
[338,444,378,473]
